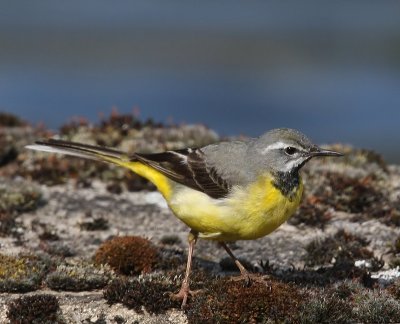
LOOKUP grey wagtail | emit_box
[26,128,342,307]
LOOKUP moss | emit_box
[219,257,253,273]
[304,229,377,268]
[79,216,109,231]
[298,230,383,287]
[104,274,181,314]
[0,180,42,213]
[296,282,400,324]
[389,257,400,269]
[382,203,400,227]
[324,174,383,214]
[155,246,186,271]
[113,315,126,324]
[0,253,50,292]
[0,138,18,167]
[40,241,75,258]
[90,313,107,324]
[94,236,158,275]
[338,146,388,172]
[7,294,63,324]
[0,112,27,127]
[187,276,304,323]
[45,261,113,291]
[106,182,123,194]
[19,155,91,186]
[289,196,332,229]
[273,262,373,287]
[0,210,23,238]
[387,279,400,300]
[298,291,354,324]
[290,169,395,228]
[393,236,400,253]
[38,229,60,241]
[353,290,400,323]
[330,280,362,300]
[124,171,156,192]
[160,234,181,245]
[59,116,89,136]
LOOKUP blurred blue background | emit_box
[1,1,400,161]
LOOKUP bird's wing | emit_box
[135,148,231,199]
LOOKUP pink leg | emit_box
[220,242,269,286]
[171,231,197,308]
[219,242,250,277]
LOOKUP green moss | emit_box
[94,236,158,275]
[45,261,114,291]
[7,294,63,324]
[104,274,181,314]
[0,253,50,292]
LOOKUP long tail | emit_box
[26,139,172,198]
[26,139,133,165]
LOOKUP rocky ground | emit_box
[1,111,400,323]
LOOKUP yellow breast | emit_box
[169,173,303,241]
[81,158,303,241]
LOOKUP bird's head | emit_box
[249,128,343,174]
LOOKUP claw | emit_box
[170,285,203,308]
[231,273,271,289]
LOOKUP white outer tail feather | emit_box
[25,144,100,161]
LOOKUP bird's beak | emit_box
[309,147,343,157]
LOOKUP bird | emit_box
[26,128,342,307]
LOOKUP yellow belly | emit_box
[168,173,303,241]
[122,161,303,241]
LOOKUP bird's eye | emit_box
[284,146,297,155]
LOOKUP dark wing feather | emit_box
[134,148,230,199]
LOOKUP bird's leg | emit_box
[171,230,198,308]
[219,242,268,286]
[219,242,251,283]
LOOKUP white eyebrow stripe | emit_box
[260,142,286,154]
[260,141,303,155]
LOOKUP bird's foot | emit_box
[170,285,203,308]
[231,272,270,288]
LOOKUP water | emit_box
[1,1,400,161]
